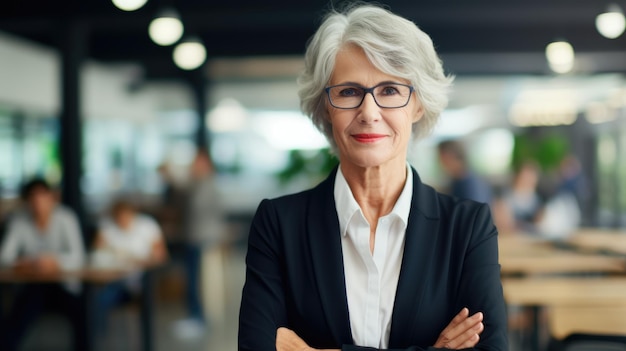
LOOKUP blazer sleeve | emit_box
[238,199,288,351]
[454,203,508,350]
[343,204,508,351]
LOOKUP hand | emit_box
[434,307,484,349]
[34,255,61,273]
[276,327,311,351]
[276,328,340,351]
[13,258,37,273]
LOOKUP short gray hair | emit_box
[298,4,454,150]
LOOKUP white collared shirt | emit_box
[334,164,413,348]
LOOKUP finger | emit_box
[460,333,480,349]
[445,311,482,339]
[461,324,483,348]
[440,308,469,335]
[449,322,484,349]
[439,312,483,347]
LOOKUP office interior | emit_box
[1,1,625,350]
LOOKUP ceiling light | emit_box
[148,9,184,46]
[596,4,626,39]
[545,41,575,74]
[111,0,148,11]
[173,38,207,70]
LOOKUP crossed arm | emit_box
[276,307,484,351]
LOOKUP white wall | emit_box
[0,30,193,120]
[0,31,59,113]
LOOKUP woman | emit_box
[239,5,508,351]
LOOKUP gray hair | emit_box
[298,4,454,150]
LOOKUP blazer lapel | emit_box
[389,168,441,346]
[306,168,353,345]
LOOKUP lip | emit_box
[351,133,386,143]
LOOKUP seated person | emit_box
[93,199,167,266]
[0,178,85,351]
[493,161,544,234]
[92,199,167,331]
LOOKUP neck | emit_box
[340,157,407,221]
[33,211,52,231]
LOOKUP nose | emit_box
[357,93,381,124]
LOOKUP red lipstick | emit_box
[352,133,386,143]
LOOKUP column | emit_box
[59,20,87,224]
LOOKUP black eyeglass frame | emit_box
[324,83,415,109]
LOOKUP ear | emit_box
[412,99,425,123]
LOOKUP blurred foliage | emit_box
[277,148,338,184]
[512,133,569,171]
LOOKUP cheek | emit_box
[329,112,352,134]
[393,111,416,138]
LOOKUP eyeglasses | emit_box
[324,83,414,109]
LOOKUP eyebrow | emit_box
[332,80,404,87]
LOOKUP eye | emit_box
[337,87,363,97]
[379,85,400,96]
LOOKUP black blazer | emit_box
[239,167,508,351]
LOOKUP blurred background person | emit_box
[555,154,588,215]
[0,178,85,351]
[173,148,226,339]
[493,161,544,234]
[533,154,587,238]
[155,161,188,253]
[437,139,492,204]
[91,198,168,332]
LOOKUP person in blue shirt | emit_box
[437,139,492,205]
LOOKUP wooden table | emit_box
[498,235,626,275]
[502,276,626,351]
[567,228,626,255]
[0,267,156,351]
[499,235,626,350]
[548,305,626,339]
[502,276,626,306]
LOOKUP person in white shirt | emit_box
[92,199,167,331]
[239,4,508,351]
[0,178,86,351]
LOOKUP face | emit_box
[27,187,55,219]
[114,209,135,230]
[438,150,455,174]
[327,45,424,169]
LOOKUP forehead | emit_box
[28,186,51,197]
[329,44,409,86]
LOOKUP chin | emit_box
[342,151,393,169]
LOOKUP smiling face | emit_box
[327,45,424,170]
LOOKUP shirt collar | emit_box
[334,163,413,237]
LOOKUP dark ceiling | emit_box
[2,0,626,81]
